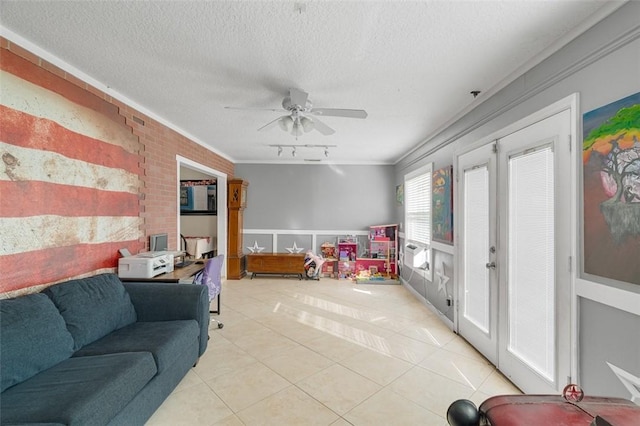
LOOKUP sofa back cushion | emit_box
[43,274,137,351]
[1,293,75,392]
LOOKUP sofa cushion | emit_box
[0,352,157,425]
[0,293,75,392]
[73,320,199,374]
[43,273,137,350]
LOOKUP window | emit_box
[404,163,432,276]
[405,164,432,246]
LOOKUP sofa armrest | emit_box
[123,283,209,356]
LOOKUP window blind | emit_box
[405,166,432,246]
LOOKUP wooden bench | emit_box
[246,253,306,280]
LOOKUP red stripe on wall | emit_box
[0,106,140,173]
[0,240,144,292]
[0,49,122,120]
[0,181,139,217]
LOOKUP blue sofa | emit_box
[0,273,209,425]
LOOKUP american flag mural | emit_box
[0,50,143,296]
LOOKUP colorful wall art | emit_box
[582,92,640,285]
[432,165,453,243]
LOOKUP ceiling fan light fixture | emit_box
[278,116,293,132]
[292,122,303,137]
[300,116,314,133]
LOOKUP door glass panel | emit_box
[507,146,555,381]
[463,166,490,333]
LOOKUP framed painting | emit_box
[396,184,404,205]
[582,92,640,285]
[432,165,453,243]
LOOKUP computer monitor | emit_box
[150,233,168,252]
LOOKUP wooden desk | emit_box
[246,253,306,280]
[120,262,204,283]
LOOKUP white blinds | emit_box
[463,166,490,333]
[508,146,555,381]
[405,167,432,246]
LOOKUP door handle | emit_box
[486,262,496,270]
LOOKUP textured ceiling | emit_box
[0,1,619,164]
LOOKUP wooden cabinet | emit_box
[227,179,248,279]
[246,253,306,279]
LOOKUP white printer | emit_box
[118,252,174,279]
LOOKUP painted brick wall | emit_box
[0,37,234,296]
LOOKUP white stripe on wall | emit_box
[0,142,139,193]
[1,215,141,254]
[0,71,138,152]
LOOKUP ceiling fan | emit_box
[226,88,367,137]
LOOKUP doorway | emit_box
[455,95,578,394]
[176,155,228,278]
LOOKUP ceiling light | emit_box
[278,116,293,132]
[292,122,303,137]
[300,116,314,133]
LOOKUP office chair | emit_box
[193,254,224,329]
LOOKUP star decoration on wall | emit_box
[436,261,450,293]
[247,241,264,253]
[607,362,640,404]
[286,242,304,253]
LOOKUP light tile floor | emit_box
[146,277,521,426]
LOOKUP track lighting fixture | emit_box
[270,144,337,159]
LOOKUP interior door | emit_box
[456,108,573,394]
[457,142,498,364]
[496,109,572,394]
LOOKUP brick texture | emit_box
[1,36,234,252]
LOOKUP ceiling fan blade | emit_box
[289,88,309,108]
[257,116,285,132]
[311,117,335,136]
[225,106,282,112]
[311,108,368,119]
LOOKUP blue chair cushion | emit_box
[73,320,199,373]
[43,273,137,350]
[0,352,156,425]
[0,293,75,392]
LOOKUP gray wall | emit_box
[235,164,396,230]
[395,2,640,398]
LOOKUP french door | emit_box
[457,106,574,394]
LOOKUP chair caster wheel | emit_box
[218,323,224,329]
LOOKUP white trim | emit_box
[396,1,626,167]
[576,279,640,316]
[1,27,234,163]
[431,241,454,255]
[176,155,228,278]
[245,229,369,236]
[568,93,580,384]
